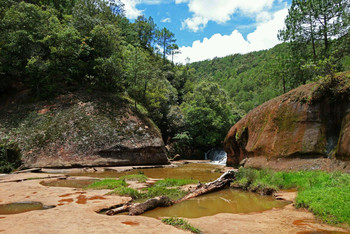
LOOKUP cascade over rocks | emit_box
[0,92,169,168]
[224,72,350,171]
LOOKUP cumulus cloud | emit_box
[178,0,276,32]
[120,0,143,19]
[173,8,288,64]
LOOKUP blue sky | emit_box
[120,0,292,63]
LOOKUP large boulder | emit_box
[0,92,169,168]
[224,72,350,171]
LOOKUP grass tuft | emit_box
[86,179,127,190]
[143,186,187,201]
[108,187,142,199]
[155,178,198,187]
[119,174,148,183]
[161,217,201,233]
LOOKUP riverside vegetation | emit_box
[87,170,350,227]
[234,168,350,227]
[86,175,196,202]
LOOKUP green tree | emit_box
[156,27,177,61]
[278,0,350,81]
[72,0,124,36]
[181,82,240,149]
[123,44,153,106]
[134,15,156,51]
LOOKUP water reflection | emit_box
[143,189,288,218]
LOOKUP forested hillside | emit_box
[190,0,350,114]
[1,0,349,165]
[0,0,238,165]
[190,43,350,114]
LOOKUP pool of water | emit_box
[142,189,289,218]
[68,164,223,182]
[40,179,98,188]
[0,202,54,215]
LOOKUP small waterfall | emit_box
[205,149,227,165]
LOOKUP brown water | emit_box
[142,189,289,218]
[69,164,222,182]
[40,179,97,188]
[0,202,53,215]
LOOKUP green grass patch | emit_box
[155,178,198,187]
[108,184,188,202]
[108,187,142,199]
[234,168,350,226]
[161,217,201,233]
[119,174,148,183]
[86,179,127,190]
[143,186,187,201]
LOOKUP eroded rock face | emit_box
[0,92,169,168]
[224,72,350,169]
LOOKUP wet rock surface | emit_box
[224,72,350,171]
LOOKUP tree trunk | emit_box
[105,170,237,216]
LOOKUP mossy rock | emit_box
[224,71,350,167]
[0,91,169,168]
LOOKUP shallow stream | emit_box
[68,163,223,182]
[142,188,288,218]
[0,202,54,215]
[44,163,289,218]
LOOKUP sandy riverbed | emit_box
[0,172,349,234]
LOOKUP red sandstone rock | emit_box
[224,72,350,169]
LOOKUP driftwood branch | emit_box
[106,170,236,216]
[106,196,173,216]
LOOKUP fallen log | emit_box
[176,169,236,203]
[106,170,236,216]
[106,196,173,216]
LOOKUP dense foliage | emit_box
[1,0,349,162]
[0,0,238,156]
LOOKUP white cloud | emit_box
[120,0,167,19]
[161,17,172,23]
[256,11,272,22]
[120,0,143,19]
[175,0,189,3]
[178,0,276,32]
[173,8,288,64]
[181,16,208,32]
